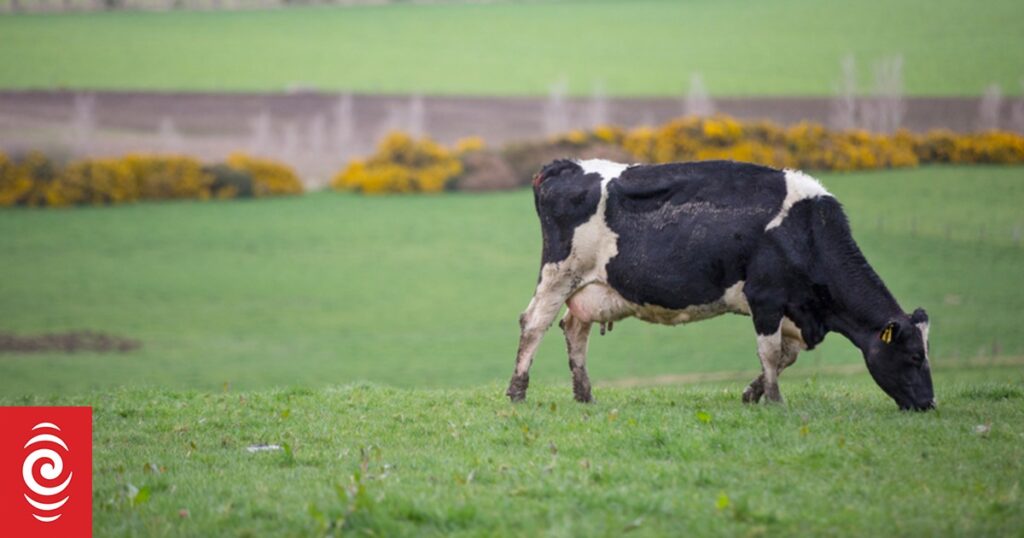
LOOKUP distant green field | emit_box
[0,0,1022,95]
[1,166,1022,397]
[4,371,1022,536]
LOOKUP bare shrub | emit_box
[408,94,425,138]
[860,55,905,133]
[307,113,327,156]
[588,80,610,128]
[456,150,520,191]
[542,77,570,137]
[830,55,858,131]
[977,84,1004,131]
[247,110,274,156]
[68,93,97,156]
[157,117,183,153]
[331,94,354,152]
[684,73,715,118]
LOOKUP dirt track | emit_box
[0,90,1001,187]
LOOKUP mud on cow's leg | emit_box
[742,375,765,404]
[506,269,574,402]
[561,312,594,403]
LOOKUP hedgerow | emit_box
[615,116,1022,171]
[3,116,1023,205]
[332,117,1024,195]
[0,152,302,207]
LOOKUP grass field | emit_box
[1,166,1023,398]
[2,166,1023,536]
[1,0,1022,95]
[4,369,1022,536]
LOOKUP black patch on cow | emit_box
[744,197,833,344]
[603,161,787,310]
[533,160,602,264]
[745,195,902,347]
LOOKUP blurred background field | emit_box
[3,0,1024,187]
[1,0,1022,95]
[2,165,1022,396]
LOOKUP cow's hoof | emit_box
[573,392,593,404]
[742,378,764,404]
[572,371,593,403]
[506,374,529,403]
[763,385,784,404]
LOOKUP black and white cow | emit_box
[506,159,935,411]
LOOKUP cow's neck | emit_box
[817,236,904,354]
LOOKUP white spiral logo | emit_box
[23,422,73,523]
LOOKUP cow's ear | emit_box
[880,320,901,345]
[910,308,929,325]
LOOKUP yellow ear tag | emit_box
[881,326,893,344]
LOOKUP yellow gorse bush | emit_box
[0,153,302,207]
[1,152,64,207]
[0,152,31,206]
[610,115,1024,172]
[49,158,138,206]
[331,132,463,194]
[123,154,214,200]
[225,153,304,196]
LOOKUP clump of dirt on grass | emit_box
[0,331,141,353]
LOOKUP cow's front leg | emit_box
[743,335,800,403]
[506,268,574,402]
[754,322,785,404]
[560,312,594,403]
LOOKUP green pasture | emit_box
[0,0,1022,95]
[1,166,1023,398]
[4,370,1022,536]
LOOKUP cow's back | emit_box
[604,161,787,309]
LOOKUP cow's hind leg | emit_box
[506,268,575,402]
[561,312,594,403]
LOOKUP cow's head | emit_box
[865,308,935,411]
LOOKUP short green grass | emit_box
[1,166,1023,397]
[1,0,1022,95]
[4,367,1022,536]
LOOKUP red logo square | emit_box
[0,407,92,538]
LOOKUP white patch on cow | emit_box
[757,324,784,379]
[576,158,631,181]
[566,280,751,326]
[765,169,832,231]
[550,162,622,286]
[780,316,808,349]
[916,321,930,362]
[722,280,750,315]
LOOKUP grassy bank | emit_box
[1,166,1023,396]
[1,0,1022,95]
